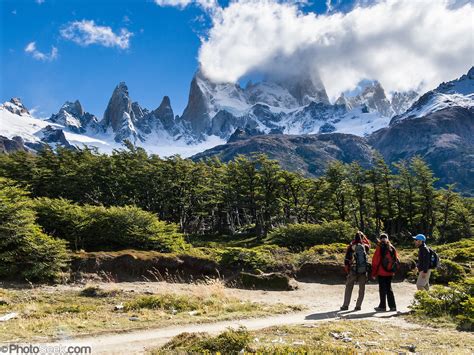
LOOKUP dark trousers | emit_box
[378,275,396,309]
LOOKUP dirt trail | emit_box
[43,281,418,354]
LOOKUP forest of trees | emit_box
[0,144,472,244]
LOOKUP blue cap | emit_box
[412,234,426,241]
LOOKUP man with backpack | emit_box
[340,231,371,311]
[413,234,437,290]
[371,233,399,312]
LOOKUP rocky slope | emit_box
[49,100,101,134]
[179,71,416,140]
[193,97,474,194]
[193,133,376,177]
[369,106,474,194]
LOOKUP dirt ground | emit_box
[28,280,430,354]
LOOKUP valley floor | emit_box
[2,280,471,354]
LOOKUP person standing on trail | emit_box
[340,231,371,311]
[371,233,399,312]
[413,234,433,290]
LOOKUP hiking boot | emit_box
[340,306,349,311]
[354,306,361,311]
[389,307,397,312]
[374,307,386,312]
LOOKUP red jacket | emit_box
[371,243,399,278]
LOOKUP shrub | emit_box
[431,259,466,284]
[198,327,251,353]
[160,327,251,353]
[219,246,276,272]
[33,198,187,252]
[434,239,474,263]
[297,243,348,265]
[79,286,119,298]
[411,277,473,330]
[268,221,355,251]
[0,178,69,282]
[124,294,199,312]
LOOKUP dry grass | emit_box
[151,320,474,354]
[250,321,473,354]
[0,283,301,342]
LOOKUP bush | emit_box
[297,243,348,265]
[198,327,251,353]
[0,178,69,282]
[431,259,466,284]
[434,239,474,263]
[219,246,277,272]
[268,221,355,251]
[79,286,119,298]
[411,277,473,330]
[125,294,199,312]
[33,198,187,252]
[160,327,251,353]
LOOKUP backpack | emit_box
[381,246,400,273]
[428,247,439,269]
[352,244,368,274]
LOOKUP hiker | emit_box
[340,231,371,311]
[371,233,399,312]
[413,234,432,290]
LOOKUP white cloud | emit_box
[36,0,45,4]
[198,0,474,99]
[24,42,58,61]
[325,0,333,12]
[154,0,218,11]
[60,20,133,49]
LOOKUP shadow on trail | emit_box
[340,311,378,319]
[305,310,342,320]
[342,311,409,319]
[305,310,409,321]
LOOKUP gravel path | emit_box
[40,280,419,354]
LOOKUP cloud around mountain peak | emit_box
[196,0,473,101]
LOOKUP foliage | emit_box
[268,221,355,251]
[159,326,251,353]
[125,294,199,312]
[218,245,283,272]
[0,178,69,281]
[433,239,474,263]
[411,278,473,330]
[33,197,187,252]
[297,243,348,265]
[430,259,466,284]
[0,148,472,243]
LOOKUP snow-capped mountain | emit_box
[391,67,474,124]
[0,95,223,156]
[49,100,101,134]
[179,70,415,140]
[3,97,31,116]
[0,98,111,152]
[3,67,474,157]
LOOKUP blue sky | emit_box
[0,0,336,118]
[2,0,471,118]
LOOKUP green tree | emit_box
[0,178,69,281]
[436,186,472,243]
[411,157,438,237]
[325,161,352,222]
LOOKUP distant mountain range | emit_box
[1,67,425,151]
[1,67,473,194]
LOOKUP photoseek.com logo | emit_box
[0,344,92,354]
